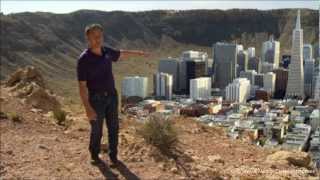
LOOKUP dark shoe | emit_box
[109,156,119,168]
[91,154,103,165]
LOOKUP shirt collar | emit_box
[87,46,105,58]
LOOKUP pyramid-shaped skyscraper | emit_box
[286,10,305,98]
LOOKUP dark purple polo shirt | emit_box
[77,46,120,94]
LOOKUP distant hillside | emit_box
[0,9,318,98]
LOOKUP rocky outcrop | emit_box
[24,83,61,112]
[5,66,46,88]
[265,150,311,168]
[4,66,61,112]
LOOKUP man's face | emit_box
[86,29,103,49]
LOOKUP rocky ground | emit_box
[1,67,319,179]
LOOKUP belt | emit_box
[89,90,117,96]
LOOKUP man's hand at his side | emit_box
[85,106,97,121]
[78,81,97,122]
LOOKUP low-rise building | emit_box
[282,123,311,151]
[190,77,211,100]
[310,109,320,131]
[122,76,148,98]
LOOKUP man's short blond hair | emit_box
[85,23,103,36]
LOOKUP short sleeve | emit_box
[103,46,120,62]
[77,57,87,81]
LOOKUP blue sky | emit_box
[1,1,319,15]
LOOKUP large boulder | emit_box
[5,66,46,88]
[24,83,61,112]
[265,150,311,168]
[4,66,61,112]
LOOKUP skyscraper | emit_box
[261,36,280,68]
[286,10,305,98]
[186,61,207,93]
[303,44,313,61]
[158,58,179,92]
[261,62,275,73]
[315,44,320,63]
[213,43,237,90]
[254,73,264,88]
[179,60,207,94]
[273,68,288,99]
[239,70,257,85]
[314,6,320,100]
[281,55,291,69]
[304,59,315,97]
[248,56,261,73]
[237,50,248,77]
[153,72,173,100]
[225,78,251,103]
[313,63,320,100]
[179,51,208,94]
[236,44,244,54]
[247,47,255,58]
[263,72,276,96]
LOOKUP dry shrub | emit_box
[137,114,178,155]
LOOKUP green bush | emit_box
[53,108,67,126]
[8,112,22,123]
[138,114,178,155]
[0,111,8,119]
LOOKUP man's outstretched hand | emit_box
[120,49,151,59]
[136,50,150,57]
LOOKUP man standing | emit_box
[77,24,148,166]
